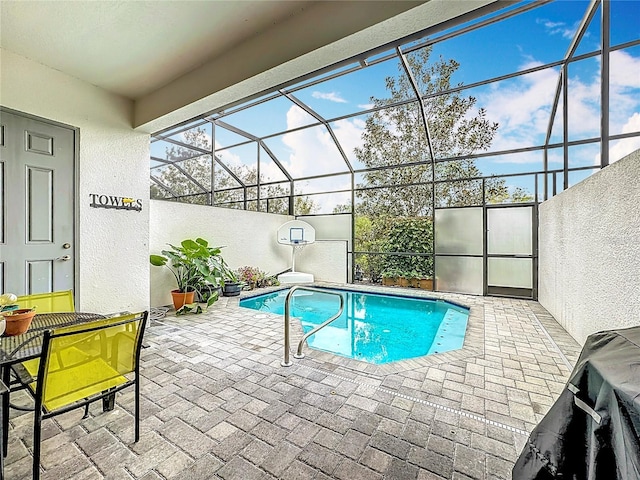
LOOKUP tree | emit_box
[150,128,213,205]
[150,127,317,214]
[487,186,534,204]
[354,47,508,217]
[351,47,534,283]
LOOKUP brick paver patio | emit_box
[4,284,582,479]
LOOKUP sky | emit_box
[155,0,640,213]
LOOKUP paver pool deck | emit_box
[4,284,582,479]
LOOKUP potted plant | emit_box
[1,293,36,336]
[382,268,403,287]
[236,266,261,290]
[236,266,280,290]
[150,237,224,312]
[222,269,244,297]
[221,261,243,297]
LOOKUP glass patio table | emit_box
[0,312,106,457]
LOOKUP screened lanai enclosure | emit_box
[150,0,640,299]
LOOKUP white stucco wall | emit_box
[149,200,292,306]
[1,48,151,313]
[538,150,640,345]
[296,241,348,284]
[296,214,351,282]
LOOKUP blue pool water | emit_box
[240,288,470,364]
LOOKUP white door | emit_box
[0,109,76,295]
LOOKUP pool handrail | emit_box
[281,286,345,367]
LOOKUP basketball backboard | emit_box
[277,220,316,245]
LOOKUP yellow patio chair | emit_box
[17,311,148,480]
[15,290,75,313]
[8,290,75,396]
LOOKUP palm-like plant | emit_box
[150,238,225,309]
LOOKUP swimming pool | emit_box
[240,288,470,364]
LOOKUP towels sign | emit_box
[89,194,142,212]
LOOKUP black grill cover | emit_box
[512,326,640,480]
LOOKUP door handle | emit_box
[57,255,71,261]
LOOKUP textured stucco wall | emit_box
[296,241,348,284]
[1,48,150,313]
[539,150,640,345]
[296,215,351,283]
[149,200,292,307]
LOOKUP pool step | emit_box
[427,308,469,355]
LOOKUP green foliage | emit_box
[150,237,224,310]
[487,186,534,204]
[151,128,213,204]
[381,217,434,278]
[350,47,532,283]
[221,261,239,283]
[175,303,204,316]
[353,215,392,283]
[354,47,508,216]
[150,127,317,214]
[236,266,280,289]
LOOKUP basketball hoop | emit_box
[277,221,315,275]
[291,241,308,272]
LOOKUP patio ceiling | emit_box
[0,0,426,99]
[2,0,473,130]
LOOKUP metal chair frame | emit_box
[17,311,148,480]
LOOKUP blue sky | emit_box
[156,0,640,210]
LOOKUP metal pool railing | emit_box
[281,286,344,367]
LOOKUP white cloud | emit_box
[566,74,601,135]
[278,106,364,211]
[332,118,366,166]
[537,18,579,40]
[610,50,640,89]
[311,91,348,103]
[479,64,560,153]
[214,140,241,167]
[214,139,289,183]
[358,103,374,110]
[477,48,640,164]
[609,50,640,135]
[281,106,351,179]
[610,112,640,162]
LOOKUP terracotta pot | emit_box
[3,308,36,336]
[171,290,195,310]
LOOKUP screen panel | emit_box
[488,258,533,288]
[435,256,483,295]
[435,207,483,255]
[487,207,532,255]
[0,161,4,243]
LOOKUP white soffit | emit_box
[0,0,321,98]
[137,0,498,132]
[0,0,498,130]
